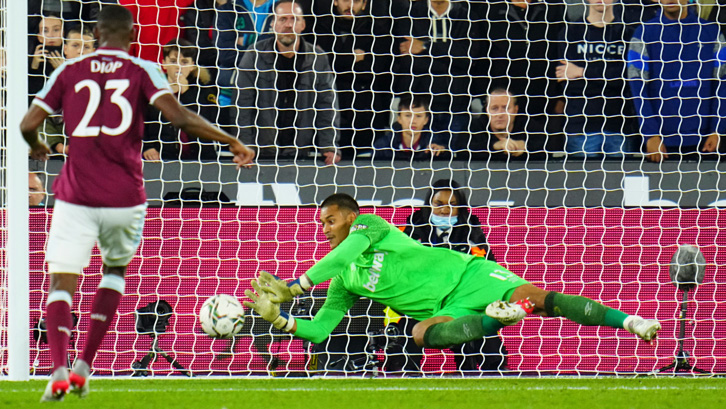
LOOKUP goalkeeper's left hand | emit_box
[256,271,309,303]
[243,281,295,332]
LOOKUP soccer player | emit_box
[244,193,661,359]
[19,5,255,402]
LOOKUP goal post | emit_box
[1,0,30,381]
[2,0,726,379]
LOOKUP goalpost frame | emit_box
[4,0,30,381]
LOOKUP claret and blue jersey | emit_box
[32,47,172,208]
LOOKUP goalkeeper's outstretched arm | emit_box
[245,276,360,344]
[258,234,371,303]
[293,308,347,344]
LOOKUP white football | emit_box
[199,294,245,338]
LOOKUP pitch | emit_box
[1,377,724,408]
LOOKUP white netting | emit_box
[1,0,724,377]
[0,0,8,376]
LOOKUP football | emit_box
[199,294,245,338]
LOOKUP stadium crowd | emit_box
[28,0,726,163]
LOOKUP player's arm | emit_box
[153,93,255,168]
[257,233,371,303]
[19,104,52,161]
[245,276,358,344]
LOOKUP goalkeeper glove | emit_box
[256,271,311,303]
[243,281,295,332]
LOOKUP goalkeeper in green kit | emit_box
[244,193,661,349]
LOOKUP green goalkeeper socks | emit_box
[544,292,627,328]
[423,315,504,349]
[423,292,629,349]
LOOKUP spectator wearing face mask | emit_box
[403,179,495,259]
[390,179,506,374]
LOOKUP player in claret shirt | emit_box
[19,5,254,402]
[245,193,661,357]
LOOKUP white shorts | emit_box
[46,199,147,274]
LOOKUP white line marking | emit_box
[2,385,723,393]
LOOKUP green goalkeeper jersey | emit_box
[305,213,474,321]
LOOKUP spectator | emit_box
[39,26,98,157]
[63,26,97,60]
[305,0,395,157]
[557,0,636,158]
[393,0,478,149]
[473,0,565,123]
[144,39,222,161]
[28,0,112,38]
[28,16,97,88]
[373,93,450,161]
[29,14,64,99]
[562,0,658,25]
[216,0,275,67]
[179,0,229,72]
[389,179,505,373]
[216,0,275,106]
[457,87,552,161]
[29,172,46,206]
[404,179,495,259]
[119,0,195,63]
[628,0,726,161]
[28,0,112,23]
[234,0,340,164]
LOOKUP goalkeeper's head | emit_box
[320,193,360,249]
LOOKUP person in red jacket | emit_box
[118,0,195,62]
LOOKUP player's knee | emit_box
[49,273,79,295]
[103,265,127,278]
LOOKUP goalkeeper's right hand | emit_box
[243,281,295,332]
[256,271,310,303]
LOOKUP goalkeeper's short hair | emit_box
[321,193,360,215]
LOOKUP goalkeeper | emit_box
[244,193,661,349]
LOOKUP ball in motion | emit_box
[199,294,245,338]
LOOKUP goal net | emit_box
[2,0,725,378]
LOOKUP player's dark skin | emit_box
[19,12,255,297]
[296,204,554,347]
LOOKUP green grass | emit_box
[1,377,724,409]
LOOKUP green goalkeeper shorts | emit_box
[432,258,529,319]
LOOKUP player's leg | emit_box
[416,260,526,348]
[40,273,79,402]
[508,284,625,325]
[70,204,146,397]
[42,201,98,402]
[507,284,660,341]
[413,314,506,348]
[69,264,126,397]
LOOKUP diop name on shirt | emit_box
[91,60,123,74]
[362,252,385,292]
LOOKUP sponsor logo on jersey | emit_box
[362,252,385,292]
[350,224,368,232]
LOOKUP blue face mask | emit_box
[430,214,458,231]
